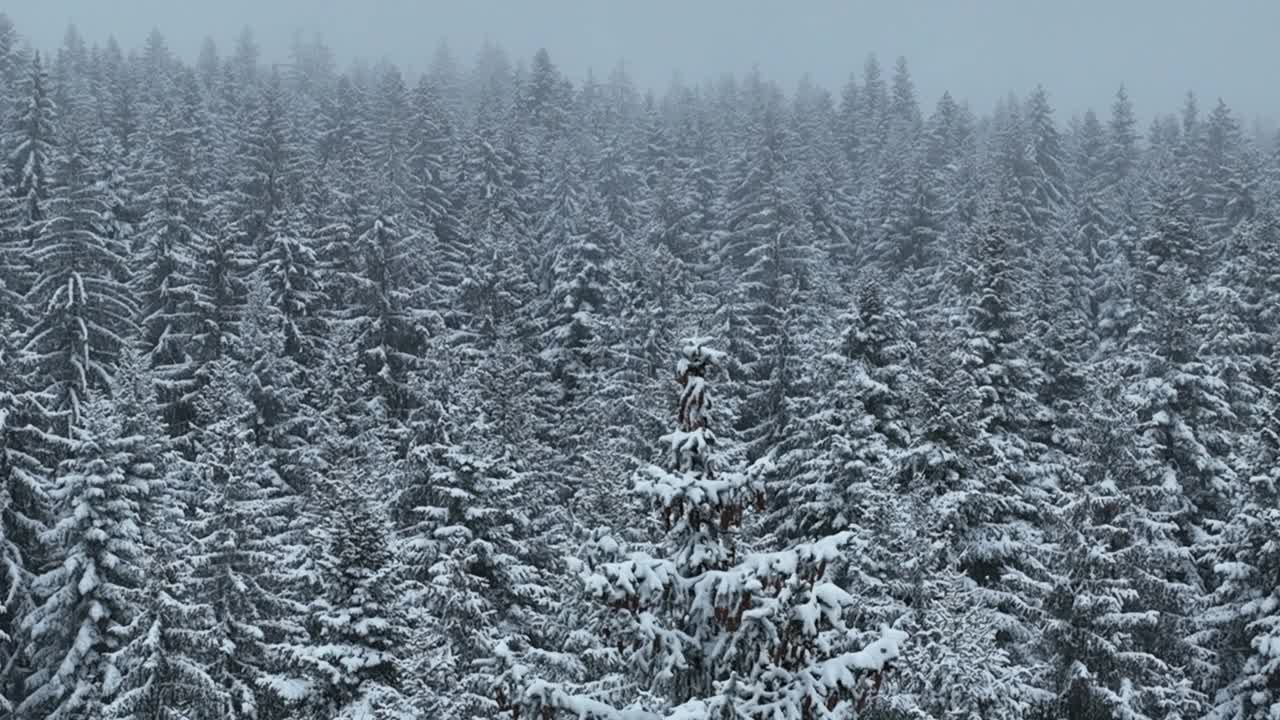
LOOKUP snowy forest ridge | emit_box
[1,13,1279,720]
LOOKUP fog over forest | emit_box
[8,0,1280,127]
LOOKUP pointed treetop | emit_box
[677,338,725,377]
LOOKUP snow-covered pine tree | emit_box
[407,72,466,322]
[1105,272,1228,711]
[1199,99,1249,245]
[344,215,431,422]
[1,52,51,335]
[103,552,231,720]
[655,94,720,273]
[902,324,982,501]
[948,215,1056,650]
[1135,171,1206,307]
[1126,265,1235,546]
[1069,108,1113,341]
[1024,241,1093,458]
[22,83,136,436]
[188,223,248,385]
[1199,345,1280,720]
[592,132,644,245]
[397,355,559,717]
[464,76,527,242]
[874,560,1042,719]
[221,71,296,256]
[497,339,907,719]
[94,347,230,720]
[540,187,612,405]
[366,65,413,220]
[17,394,151,719]
[3,52,55,244]
[221,274,316,496]
[132,127,206,442]
[0,317,50,712]
[532,132,588,279]
[259,207,326,364]
[1044,461,1204,718]
[901,90,964,277]
[515,47,571,191]
[185,348,308,720]
[714,80,793,382]
[288,472,414,719]
[851,55,889,180]
[789,80,861,293]
[770,280,913,546]
[0,13,21,118]
[1205,503,1280,720]
[1023,86,1071,242]
[1104,86,1139,210]
[1196,200,1280,433]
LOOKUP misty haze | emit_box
[0,2,1278,720]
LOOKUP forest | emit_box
[0,11,1279,720]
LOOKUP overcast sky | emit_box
[8,1,1279,127]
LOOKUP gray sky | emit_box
[9,1,1279,126]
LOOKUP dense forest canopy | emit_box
[1,13,1279,720]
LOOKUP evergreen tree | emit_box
[223,72,295,254]
[18,395,151,719]
[1024,86,1070,238]
[4,52,55,236]
[770,281,913,544]
[0,320,50,711]
[103,554,232,720]
[260,208,325,362]
[1044,473,1203,719]
[189,225,248,375]
[1071,108,1113,337]
[934,216,1058,686]
[23,119,136,434]
[500,340,907,719]
[133,134,205,440]
[186,352,307,719]
[540,189,612,404]
[290,474,414,719]
[1105,86,1139,202]
[1201,370,1280,720]
[343,216,430,421]
[1,51,53,333]
[407,73,464,306]
[399,378,552,718]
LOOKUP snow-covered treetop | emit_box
[677,337,726,375]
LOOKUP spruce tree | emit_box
[133,134,205,441]
[540,188,612,405]
[289,474,414,719]
[23,116,136,434]
[103,553,231,720]
[0,320,49,712]
[260,208,325,363]
[18,395,151,719]
[1044,476,1203,718]
[3,52,55,237]
[186,350,307,719]
[1201,372,1280,720]
[499,340,907,719]
[770,281,913,544]
[344,216,430,421]
[399,376,552,718]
